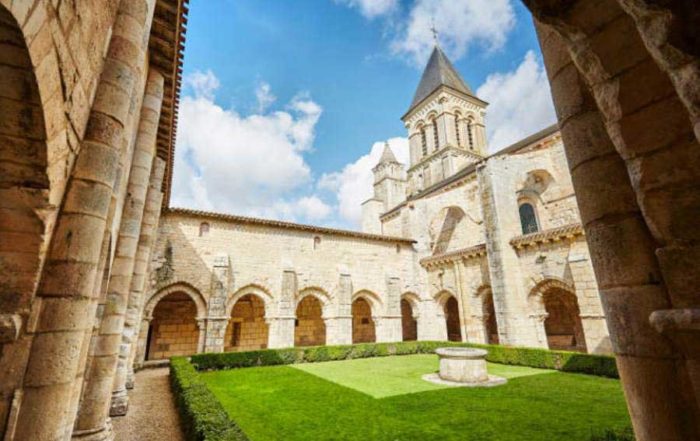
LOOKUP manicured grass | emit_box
[201,354,630,441]
[293,354,552,398]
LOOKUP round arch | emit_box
[401,292,421,317]
[474,285,499,345]
[528,277,586,352]
[400,292,420,342]
[0,4,51,331]
[297,286,332,315]
[225,284,273,318]
[144,282,207,360]
[144,282,207,320]
[351,290,383,315]
[295,288,328,347]
[434,290,461,342]
[433,289,457,309]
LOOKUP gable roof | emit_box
[407,45,472,113]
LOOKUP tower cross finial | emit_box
[430,17,439,45]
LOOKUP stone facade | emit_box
[138,50,612,360]
[0,1,698,440]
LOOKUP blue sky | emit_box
[171,0,557,229]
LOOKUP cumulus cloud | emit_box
[255,81,276,113]
[319,137,409,227]
[172,70,331,223]
[476,50,557,152]
[335,0,398,18]
[184,69,220,100]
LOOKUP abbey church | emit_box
[139,44,611,366]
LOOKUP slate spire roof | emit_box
[408,45,473,112]
[378,142,399,164]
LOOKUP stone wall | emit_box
[148,293,200,360]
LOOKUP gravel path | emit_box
[112,367,185,441]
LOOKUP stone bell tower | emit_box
[402,45,488,196]
[361,143,406,234]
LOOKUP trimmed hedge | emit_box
[170,357,249,441]
[189,341,618,378]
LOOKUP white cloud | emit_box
[392,0,516,66]
[255,81,276,113]
[335,0,398,18]
[184,69,220,100]
[476,50,557,152]
[172,70,331,223]
[319,137,409,227]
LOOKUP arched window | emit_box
[454,113,461,147]
[313,236,321,250]
[519,203,539,234]
[420,126,427,156]
[467,119,474,150]
[431,116,439,149]
[199,222,210,237]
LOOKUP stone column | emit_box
[74,68,164,434]
[13,1,156,439]
[376,277,403,343]
[196,319,206,354]
[326,273,352,345]
[123,159,166,387]
[533,19,697,440]
[134,316,152,368]
[110,70,165,415]
[268,270,297,348]
[202,255,231,353]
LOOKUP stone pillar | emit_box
[111,69,164,415]
[376,277,402,343]
[13,1,156,439]
[268,270,297,348]
[203,254,231,353]
[326,273,352,345]
[74,69,164,433]
[134,317,152,368]
[203,319,229,353]
[533,19,698,440]
[196,319,206,354]
[123,158,166,387]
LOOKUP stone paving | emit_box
[112,368,185,441]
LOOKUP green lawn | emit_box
[201,354,630,441]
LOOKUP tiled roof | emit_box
[166,207,417,244]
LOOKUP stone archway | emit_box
[352,297,376,343]
[444,296,462,342]
[295,295,326,347]
[224,294,269,352]
[481,289,499,345]
[401,298,418,341]
[542,287,586,352]
[146,292,201,360]
[0,5,50,318]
